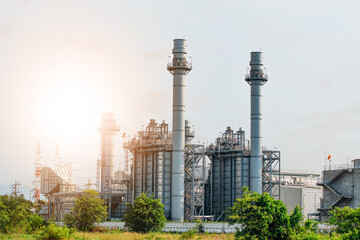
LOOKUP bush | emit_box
[179,230,197,239]
[27,214,45,233]
[0,193,45,233]
[35,223,73,240]
[124,193,166,233]
[228,187,304,240]
[64,190,107,232]
[329,207,360,234]
[194,219,204,233]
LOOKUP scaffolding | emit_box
[103,175,131,219]
[184,143,206,221]
[48,192,82,221]
[33,143,42,202]
[262,150,281,199]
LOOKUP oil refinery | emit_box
[34,38,330,222]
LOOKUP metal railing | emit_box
[324,163,352,171]
[245,73,268,79]
[167,62,192,69]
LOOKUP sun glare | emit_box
[40,67,105,143]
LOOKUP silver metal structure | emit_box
[245,51,268,193]
[167,39,192,221]
[206,127,280,221]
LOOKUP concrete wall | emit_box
[280,185,322,219]
[98,221,241,233]
[302,187,322,218]
[96,221,332,233]
[354,168,360,208]
[322,169,355,209]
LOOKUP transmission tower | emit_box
[54,144,62,168]
[33,142,42,202]
[12,180,22,197]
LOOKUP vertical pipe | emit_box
[202,146,205,221]
[245,52,268,194]
[192,144,195,221]
[124,148,129,173]
[167,39,192,222]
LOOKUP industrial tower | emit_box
[54,144,62,168]
[33,142,42,202]
[245,52,268,193]
[98,113,120,192]
[167,39,192,221]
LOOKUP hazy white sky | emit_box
[1,0,360,196]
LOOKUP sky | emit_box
[1,0,360,196]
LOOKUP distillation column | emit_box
[167,39,192,221]
[99,113,120,192]
[245,52,268,193]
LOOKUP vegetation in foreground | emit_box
[228,188,306,239]
[0,194,45,234]
[124,193,167,233]
[3,188,360,239]
[0,231,235,240]
[64,190,108,232]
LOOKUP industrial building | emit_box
[317,159,360,221]
[40,163,78,221]
[37,38,287,222]
[120,41,280,221]
[276,170,322,220]
[205,127,280,221]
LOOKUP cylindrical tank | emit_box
[167,39,192,222]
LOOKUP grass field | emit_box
[0,232,235,240]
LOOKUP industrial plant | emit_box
[33,39,336,222]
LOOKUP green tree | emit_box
[328,207,360,239]
[0,193,44,233]
[227,188,303,240]
[124,193,166,233]
[64,190,107,232]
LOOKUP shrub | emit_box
[35,223,73,240]
[64,190,107,232]
[179,230,197,240]
[0,193,44,233]
[194,219,205,233]
[27,213,45,233]
[124,193,166,233]
[228,187,304,240]
[329,207,360,234]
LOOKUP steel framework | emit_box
[206,126,281,221]
[33,142,42,202]
[262,150,281,199]
[48,192,82,221]
[123,119,206,221]
[184,144,205,221]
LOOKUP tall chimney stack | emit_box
[245,51,268,193]
[167,39,192,221]
[99,113,120,192]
